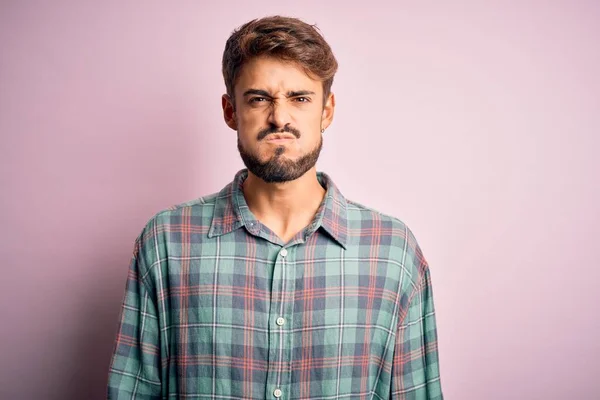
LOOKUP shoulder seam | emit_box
[151,193,219,218]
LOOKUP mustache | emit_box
[257,125,301,141]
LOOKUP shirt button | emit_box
[273,389,282,398]
[276,317,285,326]
[280,248,288,257]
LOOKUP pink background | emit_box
[1,1,599,399]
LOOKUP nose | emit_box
[267,101,291,129]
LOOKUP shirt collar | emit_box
[208,168,348,249]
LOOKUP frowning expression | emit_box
[222,56,335,182]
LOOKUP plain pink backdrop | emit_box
[1,1,599,399]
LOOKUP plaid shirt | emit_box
[107,168,443,399]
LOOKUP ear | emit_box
[222,94,238,131]
[321,92,335,130]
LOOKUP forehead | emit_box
[235,56,322,94]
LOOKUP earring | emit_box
[321,128,325,133]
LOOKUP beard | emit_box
[237,128,323,183]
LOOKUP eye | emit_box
[249,97,268,103]
[294,97,310,103]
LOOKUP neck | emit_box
[241,167,327,240]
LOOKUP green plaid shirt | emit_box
[107,168,443,399]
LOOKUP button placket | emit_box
[266,246,292,400]
[280,247,295,397]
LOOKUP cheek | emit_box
[298,110,323,128]
[237,110,265,131]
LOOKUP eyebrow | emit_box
[242,89,316,98]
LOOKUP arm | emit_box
[107,238,162,399]
[390,264,443,399]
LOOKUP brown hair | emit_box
[222,15,338,108]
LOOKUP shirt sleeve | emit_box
[390,261,443,399]
[107,238,162,399]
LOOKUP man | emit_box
[107,15,443,399]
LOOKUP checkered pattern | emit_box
[107,168,443,399]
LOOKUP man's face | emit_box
[222,56,335,183]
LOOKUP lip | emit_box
[265,134,296,143]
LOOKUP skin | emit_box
[221,56,335,243]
